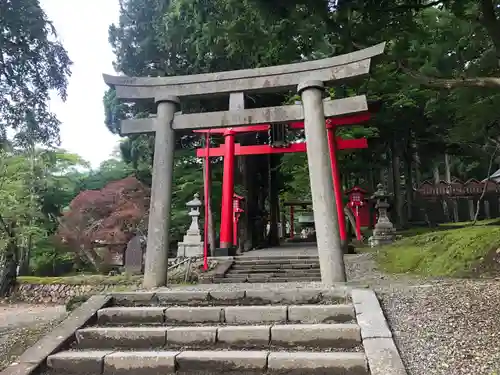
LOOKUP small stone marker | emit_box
[124,235,144,274]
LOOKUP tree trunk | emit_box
[433,164,440,183]
[404,150,414,223]
[258,155,269,247]
[391,141,404,227]
[242,155,257,250]
[444,153,452,182]
[344,206,356,239]
[444,153,459,222]
[0,239,18,298]
[473,145,499,224]
[267,154,280,246]
[413,137,422,186]
[202,159,216,254]
[368,164,376,191]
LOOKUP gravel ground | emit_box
[380,282,500,375]
[0,304,66,370]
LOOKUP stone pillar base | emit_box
[369,233,395,248]
[177,242,204,258]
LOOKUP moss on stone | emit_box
[375,219,500,277]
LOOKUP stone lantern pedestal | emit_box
[177,193,204,258]
[369,184,396,247]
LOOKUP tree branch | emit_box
[398,62,500,89]
[385,0,443,12]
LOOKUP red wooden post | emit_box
[347,187,368,241]
[232,195,244,246]
[290,206,295,239]
[203,132,210,270]
[327,127,348,244]
[233,215,238,246]
[355,206,362,241]
[220,129,235,250]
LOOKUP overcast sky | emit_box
[40,0,121,168]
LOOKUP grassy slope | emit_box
[375,219,500,277]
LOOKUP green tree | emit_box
[0,0,72,146]
[0,0,71,294]
[0,151,46,295]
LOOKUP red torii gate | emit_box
[195,109,373,255]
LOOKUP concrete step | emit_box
[47,350,368,374]
[96,304,355,326]
[74,323,361,350]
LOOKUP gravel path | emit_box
[381,281,500,375]
[0,304,66,370]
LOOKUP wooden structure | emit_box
[416,178,500,222]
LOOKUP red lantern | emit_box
[346,187,370,240]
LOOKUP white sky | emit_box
[40,0,121,168]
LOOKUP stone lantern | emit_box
[177,193,204,257]
[369,183,396,247]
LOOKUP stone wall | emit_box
[13,259,219,305]
[13,283,132,305]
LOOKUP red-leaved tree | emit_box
[57,176,150,271]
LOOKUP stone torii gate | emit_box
[103,42,385,288]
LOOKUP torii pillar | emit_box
[299,81,345,282]
[143,96,179,288]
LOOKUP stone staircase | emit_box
[29,287,399,375]
[214,255,321,283]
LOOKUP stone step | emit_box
[230,263,320,270]
[228,272,322,279]
[235,259,319,266]
[47,350,368,374]
[96,304,354,326]
[109,288,349,307]
[228,267,321,274]
[236,255,319,261]
[75,323,361,350]
[245,276,322,282]
[213,276,323,283]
